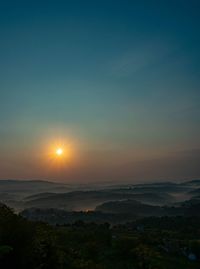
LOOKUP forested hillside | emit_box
[0,203,200,269]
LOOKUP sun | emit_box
[56,148,63,156]
[45,140,75,165]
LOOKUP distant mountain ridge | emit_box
[0,179,199,212]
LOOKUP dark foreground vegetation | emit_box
[0,204,200,269]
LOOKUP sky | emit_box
[0,0,200,183]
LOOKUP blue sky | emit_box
[0,0,200,182]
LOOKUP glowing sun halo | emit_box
[46,141,74,164]
[56,148,63,156]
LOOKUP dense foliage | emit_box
[0,204,200,269]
